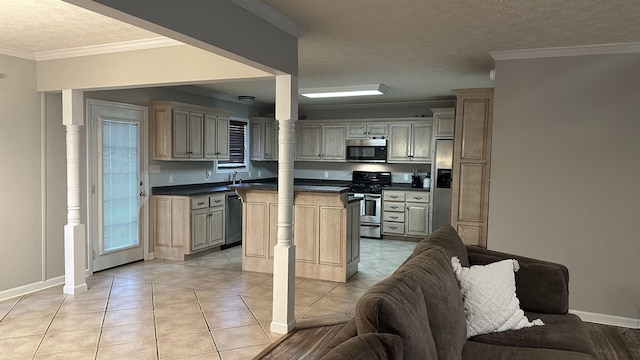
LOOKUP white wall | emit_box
[0,54,46,291]
[489,52,640,322]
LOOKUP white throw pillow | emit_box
[451,256,544,338]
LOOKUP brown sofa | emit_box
[320,225,597,360]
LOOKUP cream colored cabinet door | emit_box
[410,123,432,162]
[209,206,225,247]
[191,208,209,252]
[388,123,432,163]
[387,124,412,162]
[451,88,493,248]
[172,109,189,158]
[368,124,388,138]
[250,121,264,160]
[322,125,346,161]
[346,123,388,139]
[264,121,277,160]
[172,110,203,159]
[153,196,190,261]
[405,202,429,236]
[250,118,277,161]
[346,124,367,138]
[204,114,229,160]
[297,124,323,161]
[432,108,455,138]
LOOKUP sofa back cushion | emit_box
[396,247,467,360]
[468,251,569,314]
[355,270,438,359]
[411,225,470,267]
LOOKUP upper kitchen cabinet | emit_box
[296,123,346,161]
[431,108,455,138]
[387,121,433,163]
[203,114,229,160]
[346,123,388,139]
[151,101,230,161]
[250,117,278,161]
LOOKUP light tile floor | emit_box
[0,238,417,360]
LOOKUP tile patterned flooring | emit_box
[0,239,417,360]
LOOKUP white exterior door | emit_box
[89,99,147,271]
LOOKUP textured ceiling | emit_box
[0,0,159,53]
[2,0,639,106]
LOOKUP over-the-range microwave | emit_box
[346,138,387,163]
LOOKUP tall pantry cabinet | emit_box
[450,88,493,248]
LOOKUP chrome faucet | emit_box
[231,170,238,185]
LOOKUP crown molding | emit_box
[0,45,36,60]
[34,37,183,61]
[230,0,304,37]
[491,42,640,61]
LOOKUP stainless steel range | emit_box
[350,171,392,238]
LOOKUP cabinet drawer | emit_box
[383,191,405,201]
[405,192,430,203]
[209,194,225,207]
[383,202,404,212]
[383,222,405,234]
[191,197,209,210]
[383,212,405,222]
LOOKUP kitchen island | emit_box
[231,183,361,282]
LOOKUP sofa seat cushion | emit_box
[462,340,596,360]
[411,225,470,267]
[355,266,438,359]
[320,333,403,360]
[467,312,596,358]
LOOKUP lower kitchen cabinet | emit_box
[153,194,225,261]
[382,190,431,237]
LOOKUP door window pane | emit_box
[103,120,139,252]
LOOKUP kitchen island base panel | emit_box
[236,187,360,283]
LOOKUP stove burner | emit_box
[350,171,392,194]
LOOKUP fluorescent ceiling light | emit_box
[300,84,388,98]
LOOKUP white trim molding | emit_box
[0,45,36,60]
[0,276,65,302]
[491,42,640,61]
[36,37,183,61]
[571,309,640,329]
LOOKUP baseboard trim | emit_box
[0,269,93,302]
[0,276,65,302]
[571,309,640,329]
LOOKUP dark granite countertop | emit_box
[228,183,350,194]
[386,183,431,192]
[152,183,233,196]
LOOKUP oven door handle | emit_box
[361,224,381,228]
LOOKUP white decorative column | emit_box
[271,74,298,334]
[62,89,88,295]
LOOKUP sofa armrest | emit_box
[320,333,404,360]
[322,318,358,355]
[466,246,569,314]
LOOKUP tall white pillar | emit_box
[62,89,88,295]
[271,74,298,334]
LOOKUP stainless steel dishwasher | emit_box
[223,192,242,248]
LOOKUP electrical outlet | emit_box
[258,171,262,177]
[404,173,409,181]
[205,171,211,180]
[168,175,174,183]
[248,171,252,177]
[324,171,329,178]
